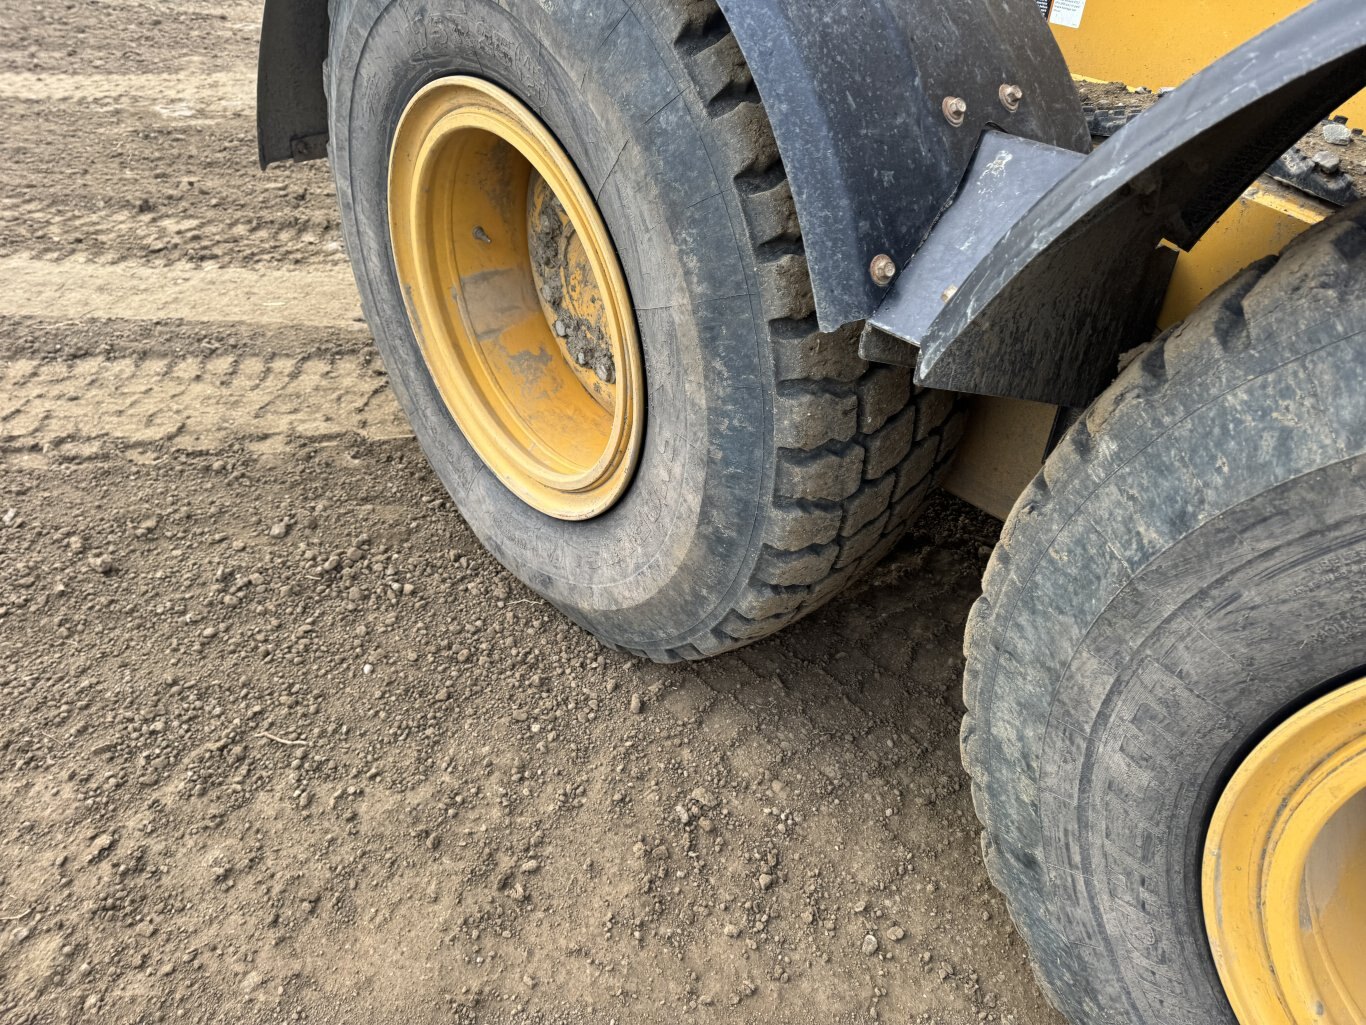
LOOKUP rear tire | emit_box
[325,0,958,660]
[962,200,1366,1024]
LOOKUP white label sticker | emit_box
[1048,0,1087,29]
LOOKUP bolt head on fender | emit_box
[869,253,898,287]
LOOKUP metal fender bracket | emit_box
[868,0,1366,407]
[862,133,1085,364]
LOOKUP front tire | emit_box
[325,0,958,660]
[962,201,1366,1024]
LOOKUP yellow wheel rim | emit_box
[1204,675,1366,1025]
[388,76,644,520]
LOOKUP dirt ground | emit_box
[0,3,1065,1024]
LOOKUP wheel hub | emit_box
[387,76,644,521]
[1204,675,1366,1025]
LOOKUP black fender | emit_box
[257,0,329,168]
[716,0,1089,331]
[901,0,1366,406]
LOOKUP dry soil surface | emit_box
[0,3,1065,1025]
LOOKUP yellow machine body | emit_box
[1049,0,1365,124]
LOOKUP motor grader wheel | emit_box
[961,199,1366,1025]
[325,0,960,660]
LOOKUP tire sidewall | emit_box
[973,237,1366,1025]
[327,0,774,648]
[1043,460,1366,1024]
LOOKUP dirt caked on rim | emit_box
[387,76,645,522]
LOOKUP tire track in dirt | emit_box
[0,347,406,458]
[0,255,407,458]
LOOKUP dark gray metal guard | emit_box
[716,0,1088,332]
[865,133,1084,360]
[900,0,1366,406]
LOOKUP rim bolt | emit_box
[999,84,1024,112]
[942,96,968,127]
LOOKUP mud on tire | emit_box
[325,0,959,660]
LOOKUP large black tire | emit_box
[324,0,959,661]
[962,200,1366,1024]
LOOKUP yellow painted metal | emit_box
[1203,675,1366,1025]
[388,76,644,521]
[1050,0,1364,124]
[942,397,1056,521]
[1159,182,1332,327]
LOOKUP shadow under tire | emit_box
[961,199,1366,1025]
[325,0,958,661]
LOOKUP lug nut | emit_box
[869,254,897,288]
[942,96,968,127]
[998,84,1024,112]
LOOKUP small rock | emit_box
[861,933,879,956]
[723,923,741,938]
[628,693,642,714]
[268,521,290,539]
[86,833,114,863]
[1312,149,1343,174]
[1,508,16,526]
[87,554,114,575]
[520,859,540,874]
[690,787,715,807]
[886,926,905,942]
[1323,121,1352,146]
[758,873,774,891]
